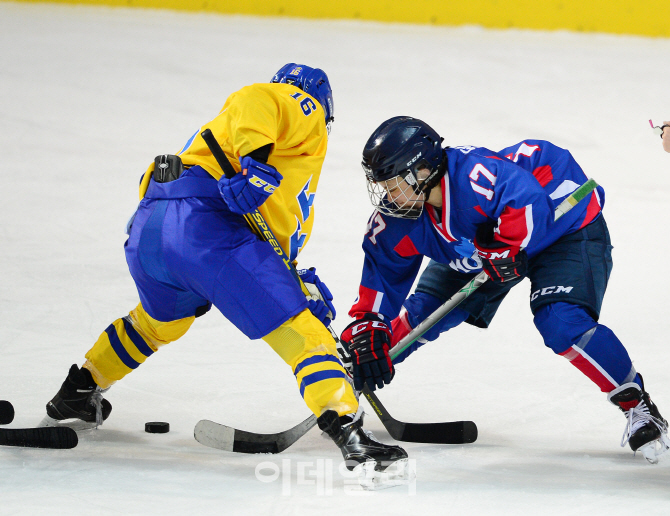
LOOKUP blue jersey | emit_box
[349,140,605,321]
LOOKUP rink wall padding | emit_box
[6,0,670,37]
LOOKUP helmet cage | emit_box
[362,116,447,219]
[366,156,445,220]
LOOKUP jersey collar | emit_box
[427,176,456,243]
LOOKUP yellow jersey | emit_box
[139,82,329,261]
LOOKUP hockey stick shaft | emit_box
[202,129,348,368]
[200,129,310,298]
[389,178,599,359]
[200,130,463,444]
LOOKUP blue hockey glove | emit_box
[218,156,283,215]
[340,313,394,391]
[297,267,336,326]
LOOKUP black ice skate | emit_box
[42,364,112,429]
[318,409,411,489]
[608,379,669,464]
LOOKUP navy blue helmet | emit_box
[271,63,334,128]
[362,116,446,219]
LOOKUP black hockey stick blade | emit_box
[363,388,477,444]
[0,426,78,449]
[0,400,15,425]
[194,415,317,454]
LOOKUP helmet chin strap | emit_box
[414,153,448,201]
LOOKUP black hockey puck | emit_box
[145,421,169,434]
[0,400,15,425]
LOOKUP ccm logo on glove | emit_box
[248,174,278,194]
[218,155,283,215]
[349,320,388,336]
[473,223,528,283]
[340,314,394,391]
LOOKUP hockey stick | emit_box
[0,401,78,448]
[0,426,78,449]
[193,157,597,452]
[193,132,481,452]
[0,400,14,425]
[194,406,477,453]
[193,404,476,454]
[200,129,311,298]
[361,388,477,444]
[389,178,599,359]
[360,178,598,443]
[194,416,318,454]
[194,130,325,454]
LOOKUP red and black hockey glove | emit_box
[474,223,528,283]
[340,313,394,391]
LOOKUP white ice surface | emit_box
[1,3,670,514]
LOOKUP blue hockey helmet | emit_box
[362,116,446,219]
[271,63,334,127]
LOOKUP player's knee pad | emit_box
[85,303,194,388]
[263,310,357,417]
[129,303,194,346]
[533,302,597,354]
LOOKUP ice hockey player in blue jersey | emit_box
[42,65,408,476]
[340,116,669,464]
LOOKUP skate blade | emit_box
[638,434,670,465]
[39,415,98,431]
[354,458,415,491]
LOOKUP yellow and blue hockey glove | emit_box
[218,156,283,215]
[297,267,336,327]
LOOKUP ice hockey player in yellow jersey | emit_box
[43,63,408,480]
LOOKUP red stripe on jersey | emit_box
[579,192,602,229]
[532,165,553,187]
[349,285,382,319]
[427,205,456,243]
[393,235,419,257]
[497,205,529,247]
[559,346,617,392]
[474,205,487,217]
[390,312,412,346]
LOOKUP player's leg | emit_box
[263,310,356,416]
[264,310,407,471]
[530,216,667,461]
[194,223,406,470]
[534,302,638,391]
[83,302,202,389]
[45,304,198,425]
[45,195,210,426]
[391,259,519,363]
